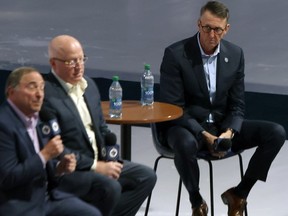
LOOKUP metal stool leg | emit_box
[145,155,162,216]
[238,153,244,178]
[202,153,247,216]
[237,154,248,216]
[145,155,182,216]
[175,178,182,216]
[207,160,214,216]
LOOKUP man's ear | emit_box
[224,23,230,35]
[49,58,56,67]
[197,19,201,31]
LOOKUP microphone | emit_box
[105,132,117,148]
[102,133,135,191]
[213,138,232,152]
[39,108,71,160]
[102,133,120,161]
[103,133,136,191]
[39,108,61,139]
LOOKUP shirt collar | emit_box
[197,32,220,58]
[51,69,88,94]
[7,99,39,128]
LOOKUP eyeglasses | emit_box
[200,22,225,35]
[53,56,88,68]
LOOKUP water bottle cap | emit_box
[112,75,119,81]
[144,64,150,70]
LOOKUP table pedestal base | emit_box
[121,124,131,160]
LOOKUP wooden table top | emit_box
[101,100,183,124]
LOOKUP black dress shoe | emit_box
[192,201,208,216]
[221,188,247,216]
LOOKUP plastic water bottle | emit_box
[141,64,154,105]
[109,76,122,118]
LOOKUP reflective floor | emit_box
[108,124,288,216]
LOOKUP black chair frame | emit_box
[145,123,248,216]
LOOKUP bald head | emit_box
[48,35,85,85]
[48,35,83,59]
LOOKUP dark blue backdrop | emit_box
[1,70,287,138]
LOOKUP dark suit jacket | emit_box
[43,73,110,171]
[0,101,69,216]
[159,33,245,139]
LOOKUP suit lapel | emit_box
[7,104,37,154]
[184,35,211,99]
[83,89,104,149]
[47,74,92,146]
[19,126,37,154]
[216,42,231,99]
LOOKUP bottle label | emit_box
[143,87,154,101]
[110,98,122,110]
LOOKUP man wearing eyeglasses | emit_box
[158,1,286,216]
[42,35,156,216]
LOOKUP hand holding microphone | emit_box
[102,132,122,162]
[39,107,64,161]
[96,161,123,179]
[40,135,64,161]
[213,138,232,152]
[213,128,234,152]
[101,133,136,190]
[39,107,61,139]
[96,133,123,179]
[202,130,232,158]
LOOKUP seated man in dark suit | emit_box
[42,34,157,216]
[158,1,286,216]
[0,67,102,216]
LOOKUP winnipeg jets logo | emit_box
[42,125,51,135]
[109,147,118,159]
[51,121,59,132]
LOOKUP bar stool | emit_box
[145,123,248,216]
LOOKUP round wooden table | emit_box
[101,100,183,160]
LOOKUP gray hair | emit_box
[200,1,229,21]
[5,66,39,97]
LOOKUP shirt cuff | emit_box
[38,152,46,168]
[91,159,97,170]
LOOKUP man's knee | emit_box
[96,178,122,203]
[271,123,286,147]
[142,165,157,190]
[167,126,198,154]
